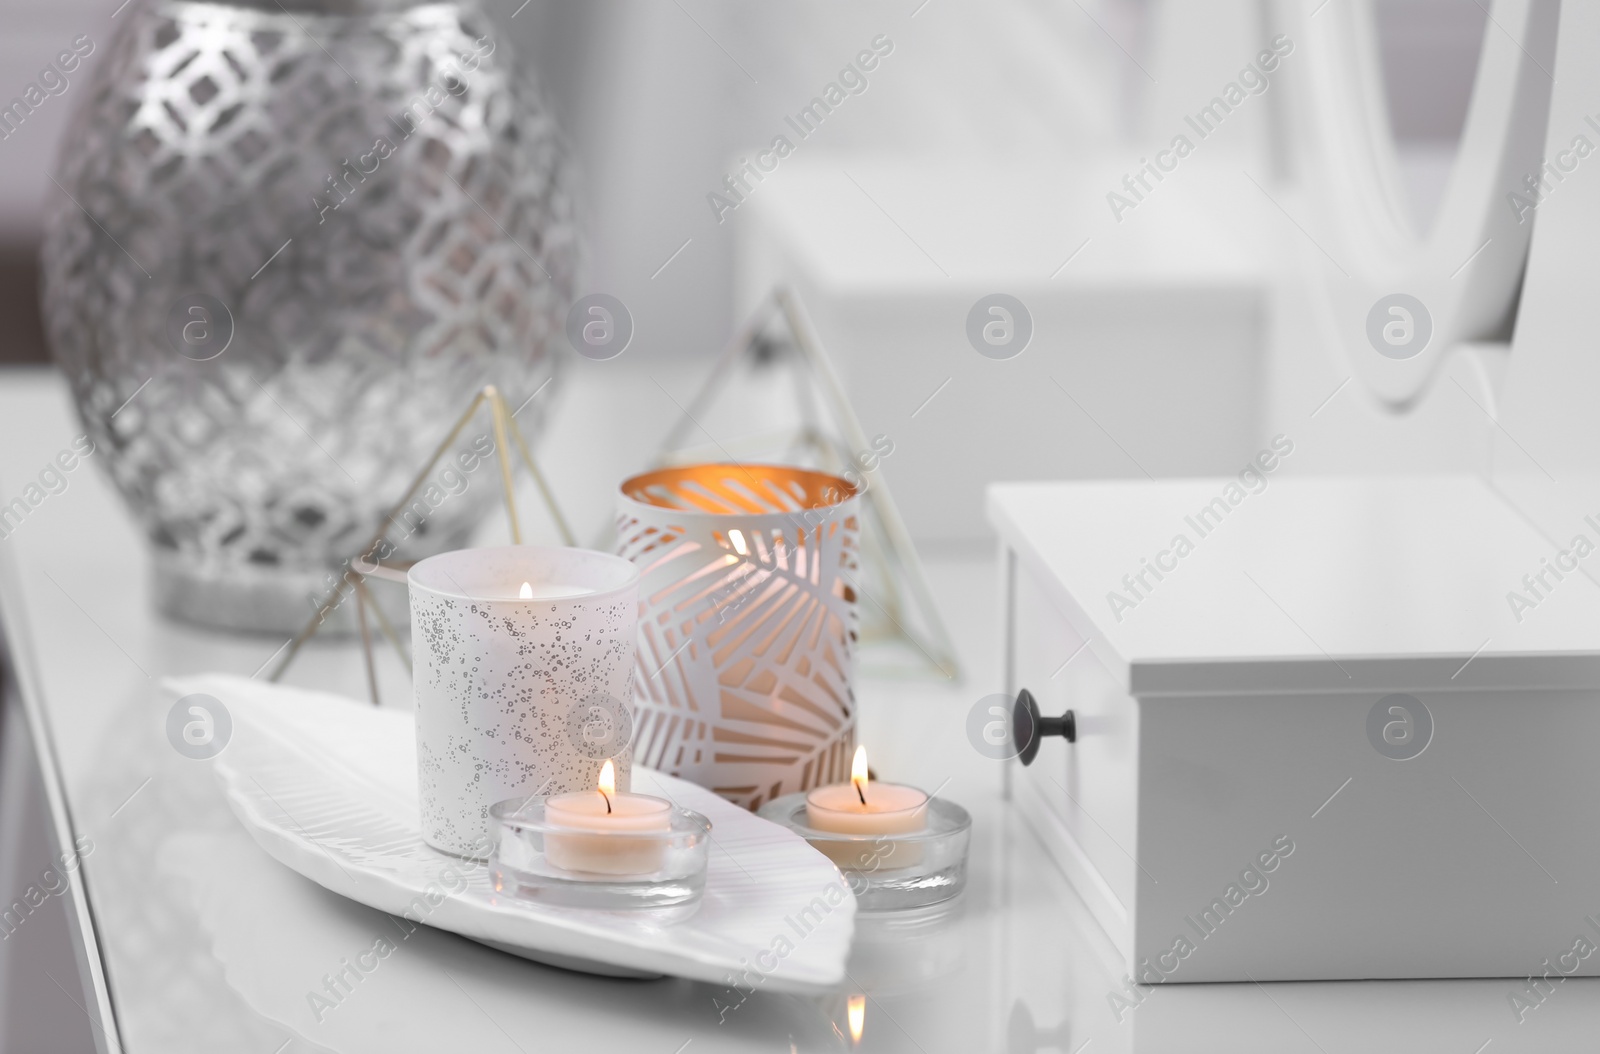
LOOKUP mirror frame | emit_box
[1283,0,1558,409]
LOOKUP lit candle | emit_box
[513,578,592,600]
[543,760,672,875]
[804,747,927,867]
[410,545,640,858]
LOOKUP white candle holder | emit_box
[409,546,639,857]
[758,793,971,912]
[615,464,861,810]
[488,796,711,913]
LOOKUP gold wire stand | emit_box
[265,384,575,704]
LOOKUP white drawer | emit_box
[994,475,1600,983]
[1006,550,1141,968]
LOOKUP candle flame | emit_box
[519,581,533,599]
[597,758,615,813]
[847,994,865,1044]
[851,744,868,805]
[727,528,748,555]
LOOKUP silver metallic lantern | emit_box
[41,0,578,633]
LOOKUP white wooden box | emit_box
[737,157,1267,545]
[990,473,1600,982]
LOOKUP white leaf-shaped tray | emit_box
[170,674,854,994]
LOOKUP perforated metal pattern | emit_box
[41,0,577,629]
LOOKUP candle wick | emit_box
[855,780,866,806]
[599,788,612,814]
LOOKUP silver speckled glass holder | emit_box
[757,793,972,911]
[409,546,639,858]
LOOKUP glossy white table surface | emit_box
[5,369,1600,1053]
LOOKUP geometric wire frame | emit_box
[264,384,576,705]
[650,285,960,680]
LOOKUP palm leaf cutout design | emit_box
[617,465,861,809]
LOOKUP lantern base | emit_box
[152,549,409,636]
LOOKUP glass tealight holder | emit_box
[488,796,711,915]
[757,793,972,912]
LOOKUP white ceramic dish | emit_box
[170,674,854,993]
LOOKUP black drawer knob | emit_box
[1013,688,1075,766]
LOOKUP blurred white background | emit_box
[0,0,1484,364]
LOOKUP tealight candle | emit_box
[543,760,672,875]
[513,579,593,600]
[805,747,928,868]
